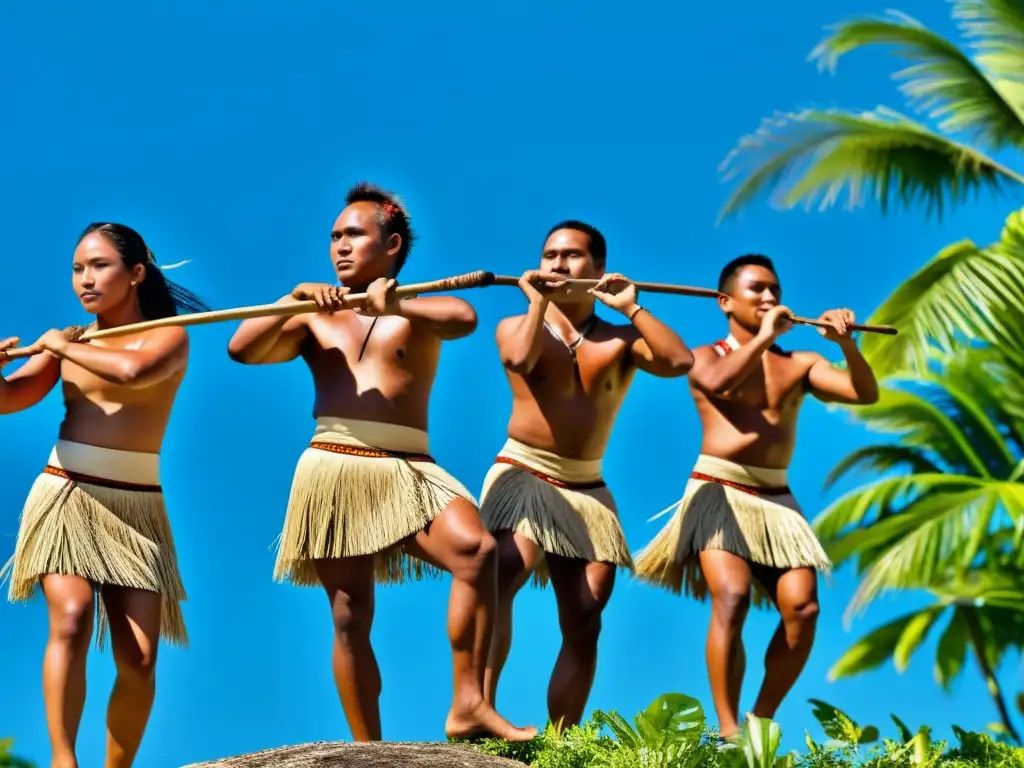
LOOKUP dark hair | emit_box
[545,220,607,267]
[345,181,417,276]
[718,253,777,293]
[78,222,211,320]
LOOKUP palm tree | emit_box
[814,343,1024,741]
[716,2,1024,380]
[857,206,1024,379]
[718,1,1024,223]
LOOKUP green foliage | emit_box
[0,738,36,768]
[717,1,1024,224]
[472,693,1024,766]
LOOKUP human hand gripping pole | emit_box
[0,270,498,357]
[489,274,898,336]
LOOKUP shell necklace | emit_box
[544,313,599,365]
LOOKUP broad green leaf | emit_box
[894,606,945,671]
[954,0,1024,86]
[809,12,1024,147]
[717,106,1024,223]
[935,608,970,689]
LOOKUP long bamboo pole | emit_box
[2,270,496,357]
[491,275,898,336]
[2,268,897,360]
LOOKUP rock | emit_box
[181,741,526,767]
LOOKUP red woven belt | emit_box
[495,456,606,490]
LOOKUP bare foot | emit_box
[445,697,538,742]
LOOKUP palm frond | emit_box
[844,482,1024,618]
[828,385,992,476]
[813,472,982,545]
[827,607,945,681]
[810,11,1024,148]
[938,343,1024,455]
[954,0,1024,86]
[856,212,1024,378]
[934,607,970,689]
[718,107,1024,222]
[823,444,941,490]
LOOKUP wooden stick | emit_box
[491,275,898,336]
[1,270,497,357]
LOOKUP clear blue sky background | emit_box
[1,1,1019,766]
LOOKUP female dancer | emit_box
[0,222,209,768]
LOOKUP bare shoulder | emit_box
[140,325,191,349]
[789,348,825,369]
[495,313,526,338]
[597,318,640,345]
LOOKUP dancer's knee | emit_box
[114,643,157,687]
[331,592,374,639]
[558,601,603,650]
[449,529,498,584]
[48,595,94,647]
[711,587,751,627]
[783,599,819,644]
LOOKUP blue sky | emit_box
[1,1,1019,765]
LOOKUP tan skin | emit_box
[0,232,191,768]
[226,200,536,743]
[483,228,695,728]
[686,263,879,738]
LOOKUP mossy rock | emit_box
[181,741,524,767]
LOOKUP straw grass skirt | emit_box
[1,440,187,648]
[273,417,478,586]
[478,438,633,587]
[633,454,831,608]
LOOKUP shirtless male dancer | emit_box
[480,220,695,728]
[633,253,879,738]
[227,182,535,743]
[0,223,209,768]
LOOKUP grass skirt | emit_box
[273,417,477,586]
[633,454,831,607]
[1,439,187,648]
[479,437,632,587]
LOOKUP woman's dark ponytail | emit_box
[78,222,211,320]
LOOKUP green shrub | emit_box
[0,738,35,768]
[471,693,1024,767]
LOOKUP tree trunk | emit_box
[964,607,1022,745]
[181,741,527,768]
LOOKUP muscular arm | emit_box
[496,299,547,375]
[394,296,477,340]
[806,340,880,405]
[626,308,694,378]
[688,334,775,395]
[227,298,308,364]
[57,327,189,389]
[0,353,61,415]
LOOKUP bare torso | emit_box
[504,315,635,461]
[301,310,440,431]
[691,343,817,469]
[58,332,186,455]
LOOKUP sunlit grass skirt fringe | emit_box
[633,454,831,608]
[479,437,633,587]
[273,417,478,587]
[1,439,187,648]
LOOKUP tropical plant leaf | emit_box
[809,11,1024,147]
[954,0,1024,87]
[823,444,941,490]
[814,469,981,546]
[827,610,936,680]
[828,384,996,476]
[935,606,971,688]
[856,230,1024,378]
[717,106,1024,222]
[843,482,1024,616]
